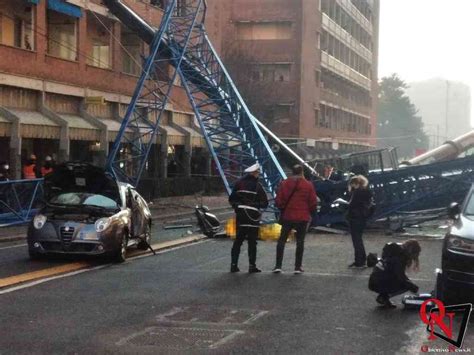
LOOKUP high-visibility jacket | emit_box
[41,166,53,176]
[23,164,36,179]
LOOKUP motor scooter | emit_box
[195,201,226,238]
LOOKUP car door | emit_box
[130,189,147,237]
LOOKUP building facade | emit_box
[206,0,380,160]
[0,0,210,189]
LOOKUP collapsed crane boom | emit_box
[103,0,317,196]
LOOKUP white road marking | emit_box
[209,329,245,349]
[0,239,209,295]
[0,243,27,250]
[396,323,427,355]
[243,310,269,324]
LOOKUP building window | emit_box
[47,10,77,60]
[315,70,321,86]
[253,64,291,82]
[0,4,34,50]
[122,26,142,76]
[150,0,165,9]
[236,22,292,40]
[87,13,111,69]
[274,105,291,122]
[314,108,320,126]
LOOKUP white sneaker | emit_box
[272,268,282,273]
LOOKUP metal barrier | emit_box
[0,178,43,227]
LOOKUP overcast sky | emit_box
[378,0,473,123]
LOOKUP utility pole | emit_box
[445,80,450,141]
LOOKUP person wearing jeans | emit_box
[273,165,317,274]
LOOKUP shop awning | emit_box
[59,114,100,141]
[181,126,205,148]
[100,118,155,144]
[10,109,61,139]
[160,126,185,145]
[47,0,82,18]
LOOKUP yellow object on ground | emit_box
[226,217,237,239]
[225,217,293,241]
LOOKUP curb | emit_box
[146,234,208,253]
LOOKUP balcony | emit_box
[321,52,371,90]
[322,14,372,62]
[320,88,371,117]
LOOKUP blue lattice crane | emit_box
[104,0,206,187]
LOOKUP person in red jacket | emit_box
[273,165,317,274]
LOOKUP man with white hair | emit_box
[229,162,268,273]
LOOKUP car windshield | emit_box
[49,192,119,210]
[464,192,474,215]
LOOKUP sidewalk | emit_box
[0,193,230,243]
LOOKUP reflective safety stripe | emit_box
[237,190,257,195]
[238,224,260,228]
[237,205,259,212]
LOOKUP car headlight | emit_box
[33,214,47,230]
[447,235,474,252]
[95,218,111,233]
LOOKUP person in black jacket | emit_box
[229,163,269,273]
[346,175,373,268]
[369,240,421,308]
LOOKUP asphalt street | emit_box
[0,231,471,354]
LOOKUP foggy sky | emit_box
[378,0,473,125]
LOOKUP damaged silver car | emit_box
[27,162,152,262]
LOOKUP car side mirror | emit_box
[448,202,461,219]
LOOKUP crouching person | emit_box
[369,240,421,308]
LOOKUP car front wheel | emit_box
[114,231,128,263]
[137,222,151,250]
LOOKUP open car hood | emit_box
[43,162,120,203]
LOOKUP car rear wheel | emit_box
[137,222,151,250]
[114,232,128,263]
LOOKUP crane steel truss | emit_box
[106,0,205,186]
[177,34,286,196]
[105,0,287,199]
[315,155,474,226]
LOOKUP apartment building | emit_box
[206,0,380,159]
[0,0,208,187]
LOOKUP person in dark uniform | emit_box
[229,163,268,273]
[346,175,373,268]
[369,240,421,308]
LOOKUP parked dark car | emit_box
[435,185,474,304]
[27,162,152,262]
